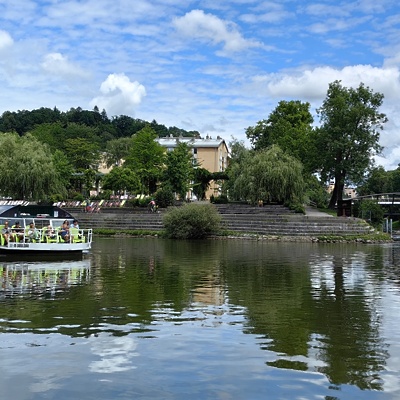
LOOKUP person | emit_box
[1,221,12,245]
[11,221,24,242]
[70,219,81,241]
[59,220,70,242]
[45,225,57,240]
[148,199,156,213]
[27,222,39,242]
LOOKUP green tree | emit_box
[163,142,194,200]
[193,167,212,200]
[104,137,132,168]
[0,133,66,200]
[222,138,250,200]
[124,125,165,194]
[64,137,101,171]
[231,145,304,205]
[101,166,140,194]
[357,166,390,196]
[246,100,314,171]
[315,81,387,209]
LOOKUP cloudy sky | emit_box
[1,0,400,169]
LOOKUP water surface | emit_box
[1,237,400,399]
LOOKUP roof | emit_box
[156,136,227,149]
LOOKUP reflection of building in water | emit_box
[0,260,90,298]
[191,275,225,306]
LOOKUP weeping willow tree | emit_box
[0,132,66,200]
[230,144,304,205]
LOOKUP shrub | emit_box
[211,194,229,204]
[356,199,384,225]
[163,203,221,239]
[155,186,174,208]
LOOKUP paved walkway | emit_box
[304,206,334,217]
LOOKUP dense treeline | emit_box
[0,106,200,146]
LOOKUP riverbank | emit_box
[64,204,392,243]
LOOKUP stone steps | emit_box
[64,205,373,237]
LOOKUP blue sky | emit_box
[1,0,400,169]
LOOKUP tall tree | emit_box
[316,81,387,209]
[163,142,194,200]
[124,125,165,194]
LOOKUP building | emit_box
[156,136,229,199]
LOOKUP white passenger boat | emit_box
[0,204,92,259]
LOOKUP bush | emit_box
[155,186,174,208]
[356,199,384,225]
[211,194,229,204]
[163,203,222,239]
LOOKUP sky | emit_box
[1,0,400,170]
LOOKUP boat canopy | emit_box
[0,205,74,219]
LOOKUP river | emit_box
[1,237,400,399]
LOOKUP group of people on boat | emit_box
[1,219,80,245]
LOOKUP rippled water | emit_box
[1,237,400,399]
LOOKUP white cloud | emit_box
[41,53,89,80]
[0,30,13,50]
[173,9,262,55]
[253,65,400,101]
[90,73,146,117]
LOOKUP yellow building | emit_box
[156,136,229,200]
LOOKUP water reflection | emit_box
[0,238,400,399]
[0,259,90,299]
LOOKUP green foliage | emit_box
[104,137,132,168]
[101,166,140,194]
[210,194,229,204]
[355,199,384,225]
[357,166,400,195]
[0,132,66,200]
[193,167,212,200]
[163,203,221,239]
[315,80,387,208]
[285,201,305,214]
[64,137,101,171]
[155,186,175,208]
[246,100,314,172]
[73,193,85,201]
[124,125,165,194]
[304,175,329,208]
[229,145,304,205]
[162,141,194,199]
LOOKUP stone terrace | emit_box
[65,203,374,237]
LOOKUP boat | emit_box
[0,204,93,259]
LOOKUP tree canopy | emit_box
[227,145,304,205]
[315,80,387,208]
[163,142,194,200]
[246,100,314,172]
[124,125,166,194]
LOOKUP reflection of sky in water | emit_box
[89,333,138,374]
[379,287,400,396]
